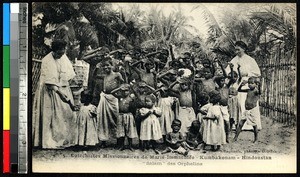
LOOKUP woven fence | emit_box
[259,43,296,126]
[32,55,43,95]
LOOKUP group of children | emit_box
[74,46,261,155]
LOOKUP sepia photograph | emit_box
[31,2,296,173]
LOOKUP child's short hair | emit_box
[183,52,191,58]
[145,94,157,103]
[172,119,182,127]
[198,92,209,104]
[202,67,212,73]
[214,76,226,83]
[121,84,130,91]
[202,59,211,64]
[169,60,180,67]
[209,90,221,104]
[81,90,93,104]
[102,56,113,65]
[191,120,201,126]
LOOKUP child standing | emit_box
[169,78,196,137]
[227,65,241,130]
[112,84,138,151]
[196,93,212,137]
[97,57,124,147]
[77,90,98,147]
[160,119,189,156]
[202,91,226,151]
[156,86,177,142]
[196,68,217,96]
[234,77,261,143]
[139,95,162,153]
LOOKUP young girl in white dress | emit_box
[77,90,98,147]
[202,91,226,151]
[139,95,162,153]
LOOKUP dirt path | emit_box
[33,116,296,161]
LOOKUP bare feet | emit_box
[183,150,189,156]
[233,137,238,142]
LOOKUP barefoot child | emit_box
[132,81,156,149]
[185,120,203,150]
[160,119,189,156]
[77,90,98,147]
[139,95,162,153]
[234,77,261,143]
[156,86,176,142]
[112,84,138,151]
[97,57,124,147]
[227,64,241,130]
[202,91,226,151]
[169,78,196,137]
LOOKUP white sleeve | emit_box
[248,58,261,77]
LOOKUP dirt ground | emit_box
[33,116,296,161]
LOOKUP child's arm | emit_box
[169,80,179,89]
[237,64,242,83]
[185,133,194,144]
[153,107,162,117]
[139,108,153,120]
[165,133,173,145]
[111,85,122,94]
[238,80,249,92]
[145,84,155,92]
[198,109,208,115]
[216,59,227,77]
[256,81,261,95]
[130,60,143,67]
[169,44,175,61]
[168,89,180,98]
[177,132,185,143]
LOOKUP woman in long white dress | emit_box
[32,40,78,149]
[225,41,262,130]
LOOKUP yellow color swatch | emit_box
[3,88,10,130]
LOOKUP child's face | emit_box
[139,86,146,93]
[172,124,181,133]
[191,122,200,132]
[180,82,189,91]
[219,78,225,87]
[204,70,212,79]
[145,97,154,108]
[145,62,154,70]
[103,62,112,73]
[167,73,177,82]
[202,60,210,68]
[182,58,190,67]
[248,80,256,90]
[123,90,130,97]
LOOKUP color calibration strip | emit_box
[3,3,11,173]
[18,3,29,173]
